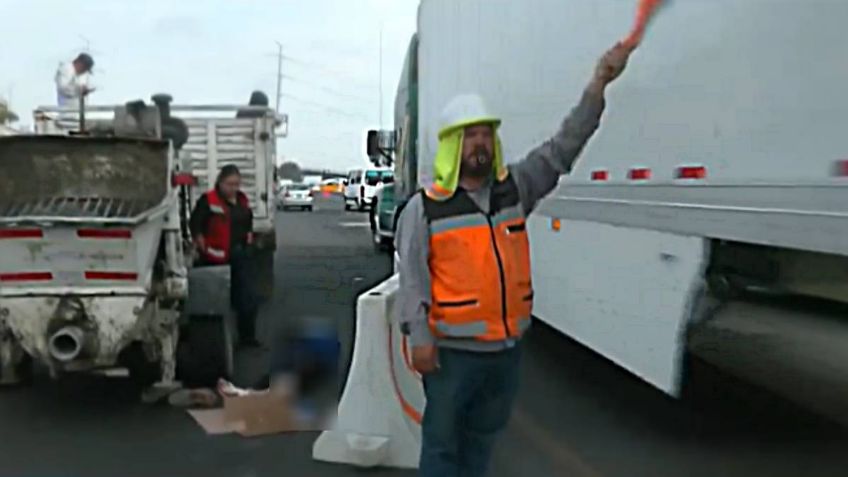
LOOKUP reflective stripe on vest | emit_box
[205,247,227,259]
[423,179,533,343]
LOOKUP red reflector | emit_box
[0,272,53,282]
[78,229,132,239]
[172,172,198,187]
[628,168,652,180]
[834,160,848,177]
[85,271,138,281]
[676,166,707,179]
[591,170,609,181]
[0,229,44,239]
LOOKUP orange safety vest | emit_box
[422,176,533,342]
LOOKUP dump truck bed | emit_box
[33,105,280,234]
[0,136,171,224]
[0,135,172,295]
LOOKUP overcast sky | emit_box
[0,0,419,171]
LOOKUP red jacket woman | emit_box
[189,165,261,348]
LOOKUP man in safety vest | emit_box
[189,165,261,348]
[394,42,633,476]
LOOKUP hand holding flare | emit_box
[621,0,667,50]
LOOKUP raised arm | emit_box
[511,43,634,215]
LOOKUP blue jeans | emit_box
[419,345,522,477]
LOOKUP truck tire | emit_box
[179,315,234,388]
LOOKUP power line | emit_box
[280,54,377,90]
[281,93,371,121]
[281,74,375,104]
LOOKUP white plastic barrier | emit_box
[312,274,425,469]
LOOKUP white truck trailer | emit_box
[395,0,848,423]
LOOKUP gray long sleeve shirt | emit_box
[394,89,606,352]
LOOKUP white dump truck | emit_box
[0,96,267,389]
[391,0,848,423]
[33,97,283,300]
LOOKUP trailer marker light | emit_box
[85,271,138,281]
[0,272,53,282]
[834,160,848,177]
[675,166,707,179]
[628,168,652,180]
[591,170,609,181]
[551,218,562,232]
[0,229,44,239]
[78,229,132,239]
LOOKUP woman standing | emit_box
[189,165,261,348]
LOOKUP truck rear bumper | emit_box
[1,295,154,371]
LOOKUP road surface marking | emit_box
[511,407,605,477]
[339,222,370,228]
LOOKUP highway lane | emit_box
[1,194,847,477]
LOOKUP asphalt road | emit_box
[1,194,847,477]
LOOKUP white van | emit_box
[343,166,393,211]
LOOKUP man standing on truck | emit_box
[55,53,95,107]
[394,42,633,477]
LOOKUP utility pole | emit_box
[275,41,283,114]
[378,25,384,129]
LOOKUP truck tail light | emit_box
[171,172,198,187]
[0,272,53,282]
[85,271,138,281]
[0,228,44,239]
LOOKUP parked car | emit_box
[278,183,314,211]
[369,182,396,252]
[344,167,394,211]
[320,178,344,195]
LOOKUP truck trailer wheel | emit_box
[179,315,234,388]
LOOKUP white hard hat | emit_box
[438,93,501,139]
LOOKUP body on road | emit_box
[394,42,633,477]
